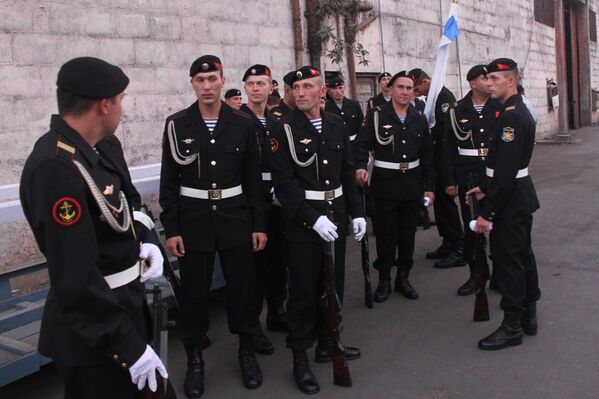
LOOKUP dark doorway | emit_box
[564,1,581,129]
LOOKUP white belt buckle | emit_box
[478,148,489,156]
[209,189,222,200]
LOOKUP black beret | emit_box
[242,64,272,82]
[224,89,242,99]
[388,70,414,87]
[408,68,426,82]
[377,72,392,82]
[467,64,488,81]
[56,57,129,99]
[292,66,322,85]
[283,71,296,86]
[190,55,222,77]
[272,80,279,86]
[326,74,344,88]
[486,58,518,74]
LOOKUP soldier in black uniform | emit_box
[467,58,540,350]
[239,64,289,351]
[325,74,364,145]
[224,88,243,110]
[270,71,296,119]
[270,66,365,394]
[355,71,435,302]
[442,65,502,296]
[20,57,168,398]
[367,72,392,110]
[410,68,465,268]
[159,55,267,397]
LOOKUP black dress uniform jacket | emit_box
[159,101,267,251]
[442,92,502,188]
[367,92,389,111]
[354,101,435,201]
[20,115,155,368]
[481,94,540,220]
[271,100,293,119]
[325,97,364,141]
[270,109,363,242]
[431,86,457,146]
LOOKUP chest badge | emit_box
[300,138,312,145]
[383,125,392,129]
[460,119,469,123]
[102,185,114,196]
[501,127,515,142]
[441,103,450,113]
[182,138,195,144]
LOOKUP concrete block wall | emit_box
[590,0,599,123]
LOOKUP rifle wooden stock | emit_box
[360,190,373,309]
[468,175,490,322]
[323,211,352,387]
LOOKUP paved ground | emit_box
[2,126,599,399]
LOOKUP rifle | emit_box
[144,285,177,399]
[468,174,490,322]
[360,189,373,309]
[322,210,352,387]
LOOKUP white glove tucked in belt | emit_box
[129,344,168,392]
[270,187,282,207]
[312,215,338,242]
[139,243,164,283]
[133,211,155,230]
[352,217,367,241]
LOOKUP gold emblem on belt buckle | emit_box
[399,162,409,171]
[209,189,222,200]
[324,190,335,201]
[478,148,489,156]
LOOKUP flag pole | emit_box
[453,0,463,98]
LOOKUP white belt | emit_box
[374,159,420,171]
[458,147,489,157]
[349,134,357,141]
[104,261,141,289]
[261,172,272,181]
[180,185,243,200]
[305,186,343,201]
[486,167,529,178]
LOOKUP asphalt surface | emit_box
[2,126,599,399]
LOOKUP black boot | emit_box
[314,337,361,363]
[426,240,452,259]
[253,327,274,355]
[521,303,537,336]
[394,269,418,299]
[293,350,320,395]
[434,242,466,268]
[183,344,205,398]
[239,335,262,389]
[478,312,524,350]
[266,301,289,332]
[457,264,480,296]
[373,268,392,303]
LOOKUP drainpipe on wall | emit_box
[291,0,304,68]
[554,0,570,135]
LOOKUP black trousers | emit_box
[177,243,259,345]
[458,187,480,265]
[57,363,143,399]
[374,198,420,272]
[433,178,464,248]
[254,207,288,316]
[285,238,347,351]
[490,213,541,314]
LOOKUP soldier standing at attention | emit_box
[367,72,393,111]
[442,65,501,296]
[355,71,435,302]
[325,74,364,144]
[239,64,289,351]
[271,71,297,119]
[270,66,365,395]
[467,58,540,350]
[159,55,267,397]
[224,88,243,110]
[20,57,167,398]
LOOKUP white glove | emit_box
[469,220,493,232]
[133,211,155,230]
[129,344,168,392]
[139,243,164,283]
[271,187,282,207]
[352,217,367,241]
[312,215,338,242]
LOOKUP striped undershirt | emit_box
[397,114,407,123]
[310,118,323,134]
[204,119,217,133]
[258,116,267,127]
[473,105,484,114]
